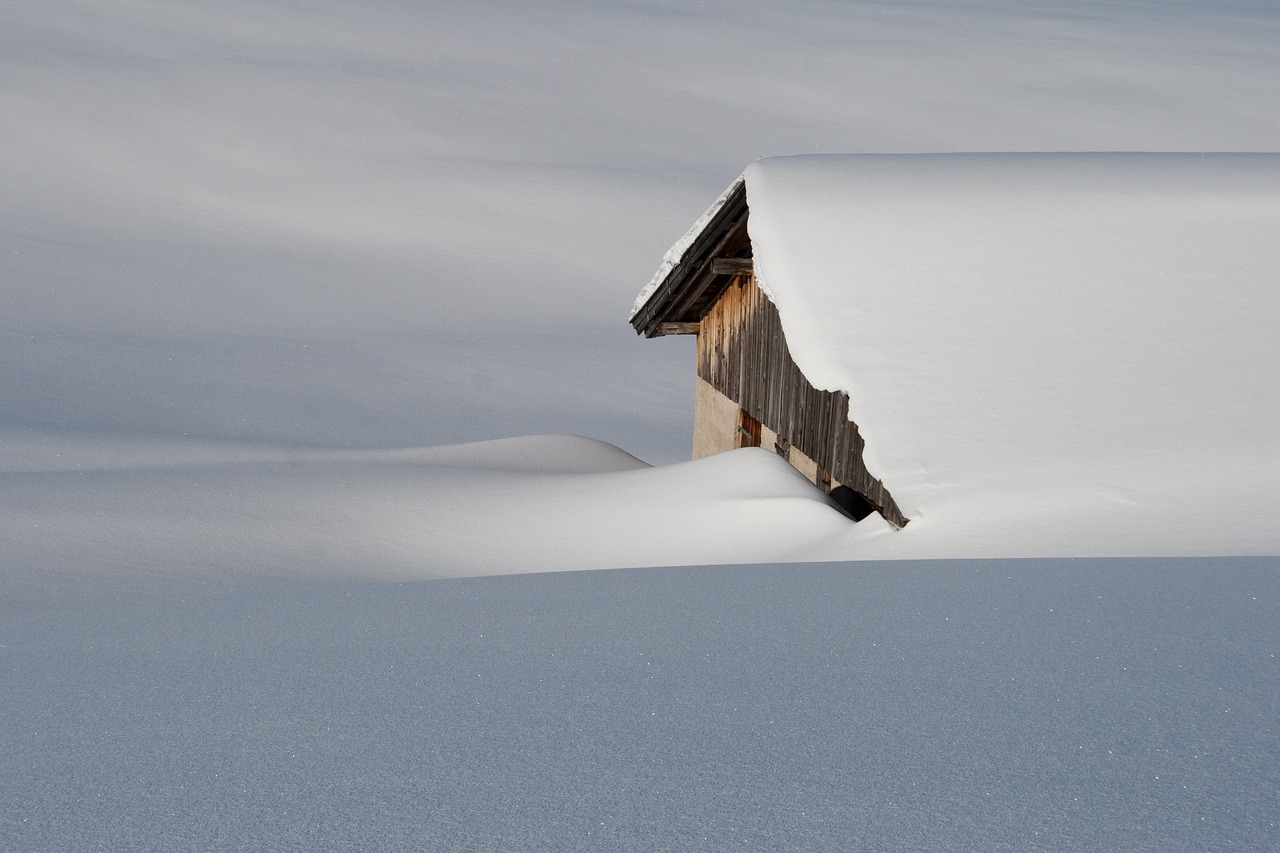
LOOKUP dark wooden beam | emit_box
[711,258,754,276]
[630,181,750,337]
[662,216,752,323]
[654,321,700,336]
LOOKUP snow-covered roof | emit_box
[636,153,1280,556]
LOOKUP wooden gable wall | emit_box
[697,274,908,529]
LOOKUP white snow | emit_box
[2,434,876,602]
[644,153,1280,558]
[5,557,1278,850]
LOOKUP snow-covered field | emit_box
[3,0,1279,848]
[5,558,1277,850]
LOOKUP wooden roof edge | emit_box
[630,181,751,337]
[874,490,909,530]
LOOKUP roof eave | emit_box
[630,180,752,337]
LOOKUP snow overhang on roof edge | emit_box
[628,173,748,321]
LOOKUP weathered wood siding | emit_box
[697,276,908,528]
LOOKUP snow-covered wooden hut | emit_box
[631,153,1280,544]
[630,170,907,526]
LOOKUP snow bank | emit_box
[662,153,1279,557]
[2,435,880,602]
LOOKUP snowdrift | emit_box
[2,434,880,601]
[637,153,1280,559]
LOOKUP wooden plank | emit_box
[655,322,700,336]
[710,258,754,276]
[631,184,751,336]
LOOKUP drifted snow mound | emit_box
[360,433,653,474]
[645,153,1280,558]
[3,435,879,601]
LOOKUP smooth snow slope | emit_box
[4,558,1276,851]
[642,153,1280,559]
[3,435,872,601]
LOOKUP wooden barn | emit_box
[629,176,908,528]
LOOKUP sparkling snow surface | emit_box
[5,558,1277,851]
[734,153,1279,558]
